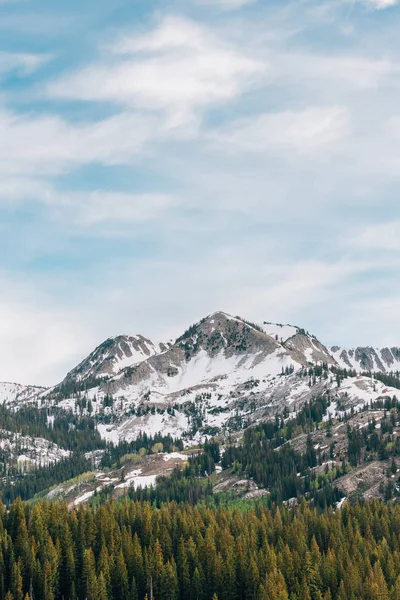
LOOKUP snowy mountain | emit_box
[19,311,390,445]
[61,334,169,383]
[330,346,400,373]
[1,310,400,510]
[0,382,46,405]
[3,312,400,448]
[99,311,336,395]
[0,431,69,467]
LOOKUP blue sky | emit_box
[1,0,400,384]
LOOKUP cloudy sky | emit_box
[1,0,399,384]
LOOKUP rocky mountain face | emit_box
[61,334,168,383]
[93,311,337,407]
[12,311,392,446]
[330,345,400,372]
[0,311,399,507]
[2,312,400,447]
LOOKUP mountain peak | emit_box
[62,333,167,383]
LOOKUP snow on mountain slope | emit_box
[0,430,69,466]
[5,311,400,447]
[330,346,400,373]
[98,411,189,444]
[262,321,336,366]
[102,312,301,396]
[41,312,342,443]
[283,332,336,366]
[61,334,168,383]
[0,382,46,405]
[323,375,400,421]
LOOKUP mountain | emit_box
[98,312,336,402]
[330,345,400,372]
[25,311,397,446]
[0,382,46,405]
[4,312,400,447]
[1,310,400,508]
[61,334,168,383]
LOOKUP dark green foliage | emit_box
[100,433,184,469]
[0,404,104,452]
[369,370,400,390]
[128,446,217,506]
[219,395,340,505]
[1,497,400,599]
[129,469,213,505]
[0,454,91,504]
[175,319,205,344]
[51,375,109,400]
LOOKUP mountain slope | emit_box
[7,311,400,447]
[61,334,168,383]
[104,311,298,394]
[2,310,400,508]
[330,346,400,372]
[0,382,46,405]
[38,312,342,443]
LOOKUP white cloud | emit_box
[361,0,397,9]
[349,222,400,251]
[195,0,255,9]
[0,176,50,203]
[0,274,94,385]
[0,109,165,176]
[0,51,49,77]
[0,177,178,229]
[212,107,349,155]
[48,16,265,124]
[52,190,179,227]
[274,54,396,90]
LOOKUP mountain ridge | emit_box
[0,310,399,508]
[2,311,400,447]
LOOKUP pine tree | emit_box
[59,521,75,600]
[112,549,129,600]
[83,548,98,600]
[98,572,108,600]
[129,575,139,600]
[160,561,179,600]
[42,560,54,600]
[191,567,204,600]
[11,560,23,600]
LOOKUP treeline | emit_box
[222,436,341,507]
[346,405,400,467]
[128,467,214,506]
[0,405,103,453]
[128,442,220,506]
[328,365,400,391]
[50,376,108,402]
[101,433,184,469]
[345,397,400,470]
[2,498,400,599]
[0,431,189,505]
[0,454,92,504]
[368,371,400,391]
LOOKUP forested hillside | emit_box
[0,498,400,599]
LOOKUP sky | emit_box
[0,0,400,385]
